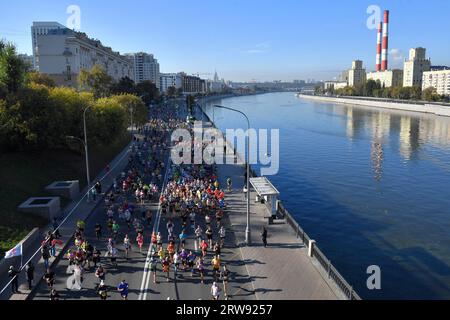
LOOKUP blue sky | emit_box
[1,0,449,82]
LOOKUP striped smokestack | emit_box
[381,10,389,71]
[376,22,382,72]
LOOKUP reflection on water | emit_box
[203,92,450,299]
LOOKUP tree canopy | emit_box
[78,64,113,99]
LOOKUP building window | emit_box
[67,66,72,81]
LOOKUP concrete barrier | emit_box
[45,181,80,200]
[0,228,40,276]
[18,197,61,221]
[299,95,450,117]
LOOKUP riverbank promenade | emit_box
[217,162,342,300]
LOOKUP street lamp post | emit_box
[67,135,90,188]
[213,105,251,245]
[82,105,92,186]
[130,106,134,142]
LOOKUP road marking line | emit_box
[138,155,171,300]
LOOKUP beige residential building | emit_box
[422,69,450,96]
[35,26,133,87]
[348,60,366,87]
[367,69,403,88]
[403,48,431,88]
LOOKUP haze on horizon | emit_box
[1,0,449,82]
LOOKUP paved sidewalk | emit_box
[217,163,343,300]
[0,140,133,300]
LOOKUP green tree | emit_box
[0,41,27,94]
[26,71,56,88]
[78,64,113,99]
[110,76,136,95]
[167,86,177,97]
[111,94,147,128]
[410,86,422,100]
[364,79,379,97]
[136,80,160,105]
[422,87,438,102]
[90,97,127,144]
[48,86,92,139]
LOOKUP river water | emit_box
[202,92,450,299]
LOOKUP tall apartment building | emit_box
[422,70,450,96]
[403,48,431,88]
[180,73,206,94]
[125,52,160,88]
[34,26,133,86]
[31,22,66,70]
[159,73,182,93]
[348,60,366,87]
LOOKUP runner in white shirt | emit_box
[211,282,221,300]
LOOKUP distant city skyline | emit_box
[1,0,450,82]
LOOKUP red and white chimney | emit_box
[376,22,382,72]
[381,10,389,71]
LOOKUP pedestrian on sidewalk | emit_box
[95,181,102,196]
[25,261,35,290]
[41,243,50,270]
[90,187,97,202]
[52,218,61,239]
[261,227,268,248]
[8,266,20,294]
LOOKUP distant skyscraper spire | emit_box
[214,69,219,82]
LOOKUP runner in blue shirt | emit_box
[117,280,129,300]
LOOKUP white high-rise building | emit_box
[159,73,182,93]
[403,48,431,88]
[34,26,133,86]
[31,22,66,70]
[125,52,160,88]
[422,69,450,96]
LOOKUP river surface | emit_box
[202,92,450,300]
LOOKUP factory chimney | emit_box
[376,22,382,72]
[381,10,389,71]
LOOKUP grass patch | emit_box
[0,132,130,254]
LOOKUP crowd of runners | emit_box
[10,100,235,300]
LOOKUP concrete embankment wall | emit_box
[0,228,40,275]
[299,94,450,117]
